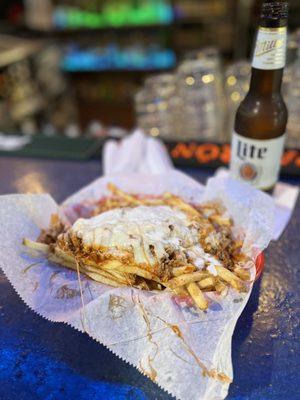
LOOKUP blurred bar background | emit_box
[0,0,299,149]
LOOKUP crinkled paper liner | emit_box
[0,171,274,400]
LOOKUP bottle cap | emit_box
[261,1,288,21]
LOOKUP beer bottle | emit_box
[230,1,288,191]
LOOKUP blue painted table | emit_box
[0,157,299,400]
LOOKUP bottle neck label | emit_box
[230,132,285,189]
[252,26,287,70]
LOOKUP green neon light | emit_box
[53,1,173,29]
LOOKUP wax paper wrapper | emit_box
[0,170,274,400]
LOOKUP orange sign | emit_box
[169,142,300,171]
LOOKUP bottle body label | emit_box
[230,132,285,189]
[252,26,287,70]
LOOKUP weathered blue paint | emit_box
[0,157,299,400]
[0,346,148,400]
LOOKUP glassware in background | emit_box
[134,88,150,133]
[134,37,300,146]
[224,61,251,141]
[178,47,226,141]
[135,74,176,140]
[183,47,221,63]
[134,47,225,142]
[283,29,300,147]
[175,57,224,140]
[6,59,44,134]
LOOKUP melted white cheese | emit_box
[71,205,222,269]
[187,245,220,275]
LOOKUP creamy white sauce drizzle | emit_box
[71,205,222,269]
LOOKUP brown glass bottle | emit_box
[230,1,288,191]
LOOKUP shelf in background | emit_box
[19,18,212,36]
[62,67,175,73]
[63,69,174,75]
[19,13,223,38]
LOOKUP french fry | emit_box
[77,257,123,272]
[233,267,250,281]
[81,264,125,283]
[199,207,214,218]
[23,238,49,253]
[233,240,244,249]
[172,265,196,277]
[210,215,232,226]
[54,247,76,263]
[168,271,208,289]
[186,282,208,310]
[215,265,245,291]
[107,270,135,286]
[107,264,162,283]
[49,253,127,287]
[163,193,200,219]
[95,259,124,270]
[51,245,161,285]
[215,280,227,293]
[197,276,215,290]
[55,248,115,277]
[107,183,142,205]
[84,270,124,287]
[50,213,60,226]
[172,286,190,296]
[55,249,124,272]
[48,254,76,270]
[141,198,165,206]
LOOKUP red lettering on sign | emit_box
[294,156,300,168]
[171,143,197,159]
[220,144,231,164]
[170,143,300,173]
[281,150,298,166]
[195,144,220,163]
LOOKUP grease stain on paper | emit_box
[55,285,81,299]
[133,293,159,382]
[108,295,128,320]
[22,260,43,274]
[131,293,231,385]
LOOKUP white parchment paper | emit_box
[0,171,274,400]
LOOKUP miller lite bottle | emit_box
[230,1,288,191]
